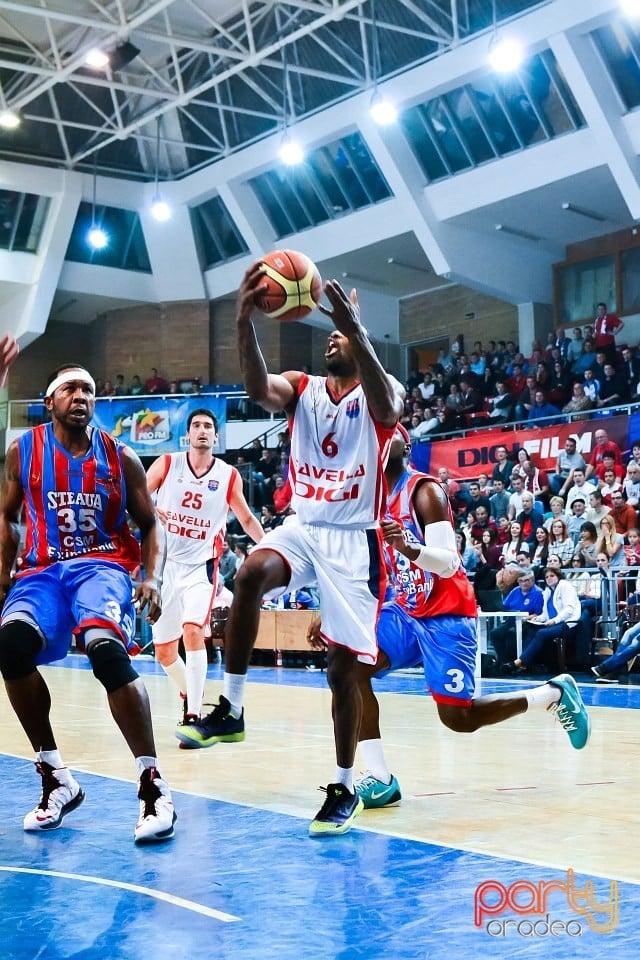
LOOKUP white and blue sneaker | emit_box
[548,674,591,750]
[355,772,402,809]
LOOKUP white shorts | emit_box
[152,560,216,646]
[252,519,384,663]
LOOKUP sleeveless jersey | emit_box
[155,452,236,564]
[288,374,394,527]
[384,468,477,618]
[17,423,140,574]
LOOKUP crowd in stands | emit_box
[400,310,638,438]
[433,417,640,679]
[95,368,202,397]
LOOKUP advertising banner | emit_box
[410,414,630,481]
[91,395,227,456]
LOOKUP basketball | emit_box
[255,249,323,321]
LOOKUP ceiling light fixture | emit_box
[386,257,431,273]
[85,48,110,69]
[150,117,171,222]
[488,0,524,73]
[84,41,140,72]
[87,160,108,250]
[278,46,304,166]
[561,202,606,222]
[621,0,640,17]
[0,109,20,130]
[495,223,541,242]
[369,0,397,125]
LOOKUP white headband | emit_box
[45,368,96,398]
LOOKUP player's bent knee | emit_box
[437,703,477,733]
[0,619,43,680]
[87,637,138,693]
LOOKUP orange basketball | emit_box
[255,249,323,321]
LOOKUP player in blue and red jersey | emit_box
[311,425,591,809]
[0,363,176,844]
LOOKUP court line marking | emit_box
[0,865,240,922]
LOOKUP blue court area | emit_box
[0,753,637,960]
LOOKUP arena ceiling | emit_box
[0,0,545,181]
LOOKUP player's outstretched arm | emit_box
[0,334,18,390]
[236,262,301,413]
[319,280,401,428]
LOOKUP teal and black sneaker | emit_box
[176,695,245,748]
[548,673,591,750]
[355,772,402,809]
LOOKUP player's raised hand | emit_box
[0,334,19,389]
[318,279,362,338]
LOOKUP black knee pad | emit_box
[87,638,138,694]
[0,619,42,681]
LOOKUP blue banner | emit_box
[91,395,227,456]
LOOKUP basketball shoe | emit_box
[23,761,85,831]
[177,695,245,748]
[309,783,364,836]
[548,673,591,750]
[134,767,176,844]
[355,772,402,809]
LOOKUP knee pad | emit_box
[87,637,138,694]
[0,619,43,681]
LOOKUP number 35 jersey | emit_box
[155,451,236,565]
[288,374,394,527]
[17,423,140,573]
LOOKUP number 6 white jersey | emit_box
[288,374,394,527]
[155,452,237,564]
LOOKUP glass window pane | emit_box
[593,23,640,111]
[557,256,616,324]
[622,247,640,313]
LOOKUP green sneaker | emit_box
[309,783,364,837]
[355,772,402,809]
[175,696,245,748]
[548,673,591,750]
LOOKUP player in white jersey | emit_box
[146,408,263,746]
[180,262,403,837]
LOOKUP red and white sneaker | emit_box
[134,767,176,844]
[23,761,85,831]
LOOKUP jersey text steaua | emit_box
[17,423,140,573]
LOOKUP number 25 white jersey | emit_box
[155,452,236,564]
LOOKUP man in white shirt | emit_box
[565,468,597,512]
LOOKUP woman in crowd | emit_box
[548,517,575,568]
[502,567,582,674]
[577,520,599,567]
[456,530,477,573]
[473,527,503,593]
[500,520,525,567]
[565,552,592,596]
[596,514,625,569]
[544,495,567,531]
[531,526,550,575]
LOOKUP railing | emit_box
[411,398,640,446]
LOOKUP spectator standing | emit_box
[594,302,624,362]
[491,444,515,487]
[145,367,170,394]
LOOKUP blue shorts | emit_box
[2,558,137,663]
[375,602,477,705]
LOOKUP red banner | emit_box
[420,415,629,481]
